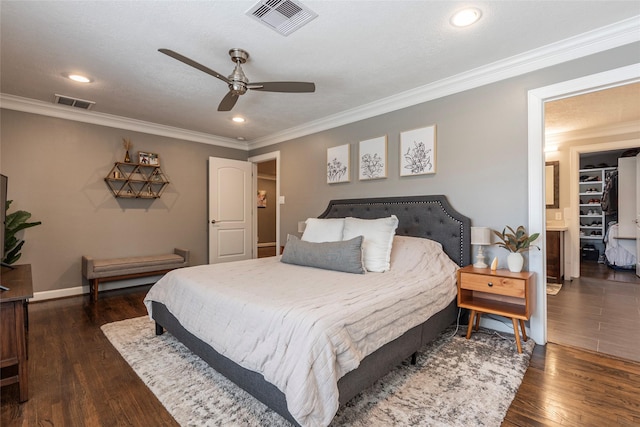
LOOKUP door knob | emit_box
[211,219,216,224]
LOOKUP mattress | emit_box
[144,236,458,427]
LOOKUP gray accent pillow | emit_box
[281,235,365,274]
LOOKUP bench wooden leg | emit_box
[92,279,99,303]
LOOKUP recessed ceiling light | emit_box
[232,116,246,123]
[237,136,246,141]
[450,8,482,27]
[67,74,92,83]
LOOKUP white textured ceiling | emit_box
[1,1,639,147]
[545,82,640,135]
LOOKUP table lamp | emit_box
[471,227,492,268]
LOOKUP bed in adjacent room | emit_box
[144,195,471,427]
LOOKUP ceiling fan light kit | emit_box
[158,47,315,112]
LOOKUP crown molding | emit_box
[0,94,249,151]
[249,16,640,149]
[2,16,639,151]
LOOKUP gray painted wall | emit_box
[0,110,245,294]
[250,43,640,270]
[1,42,638,296]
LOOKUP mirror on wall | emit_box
[545,161,559,208]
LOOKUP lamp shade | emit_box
[471,227,491,245]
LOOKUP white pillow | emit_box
[301,218,345,243]
[342,215,399,272]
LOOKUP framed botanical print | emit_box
[327,144,350,184]
[400,125,436,176]
[359,136,387,180]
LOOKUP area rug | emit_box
[102,317,534,427]
[546,283,563,295]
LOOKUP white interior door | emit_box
[636,153,640,277]
[208,157,252,264]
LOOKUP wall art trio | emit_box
[326,125,436,184]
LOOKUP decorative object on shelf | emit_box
[327,144,350,184]
[104,162,169,199]
[122,138,132,163]
[471,226,491,268]
[138,151,159,166]
[358,136,387,180]
[492,225,540,273]
[490,256,498,271]
[400,125,436,176]
[3,200,42,265]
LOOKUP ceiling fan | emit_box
[158,48,316,112]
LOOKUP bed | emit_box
[145,195,471,427]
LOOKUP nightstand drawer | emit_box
[460,272,525,298]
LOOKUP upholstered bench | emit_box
[82,248,189,302]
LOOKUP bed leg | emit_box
[411,352,417,365]
[155,322,164,335]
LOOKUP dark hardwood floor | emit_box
[547,261,640,362]
[2,286,639,426]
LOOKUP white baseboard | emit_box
[31,275,163,302]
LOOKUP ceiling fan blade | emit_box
[248,82,316,93]
[218,91,239,111]
[158,48,230,84]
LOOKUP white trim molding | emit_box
[0,94,248,150]
[2,17,639,150]
[249,16,640,149]
[527,63,640,346]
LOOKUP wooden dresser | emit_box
[1,264,33,402]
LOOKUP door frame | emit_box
[248,151,281,257]
[527,63,640,345]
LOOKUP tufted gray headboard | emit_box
[318,195,471,267]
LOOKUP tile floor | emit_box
[547,261,640,362]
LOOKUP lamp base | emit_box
[473,246,488,269]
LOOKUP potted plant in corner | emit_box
[492,225,540,272]
[3,200,42,265]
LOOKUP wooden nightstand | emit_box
[457,265,535,353]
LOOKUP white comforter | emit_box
[144,236,458,427]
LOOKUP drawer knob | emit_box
[487,282,493,287]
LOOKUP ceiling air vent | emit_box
[54,94,95,110]
[246,0,318,36]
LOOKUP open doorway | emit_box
[249,151,281,259]
[543,83,640,362]
[256,159,278,257]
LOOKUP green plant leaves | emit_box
[3,200,42,265]
[492,225,540,253]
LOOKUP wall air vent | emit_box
[246,0,318,36]
[54,94,95,110]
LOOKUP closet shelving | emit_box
[578,166,616,241]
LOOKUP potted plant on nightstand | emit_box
[492,225,540,272]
